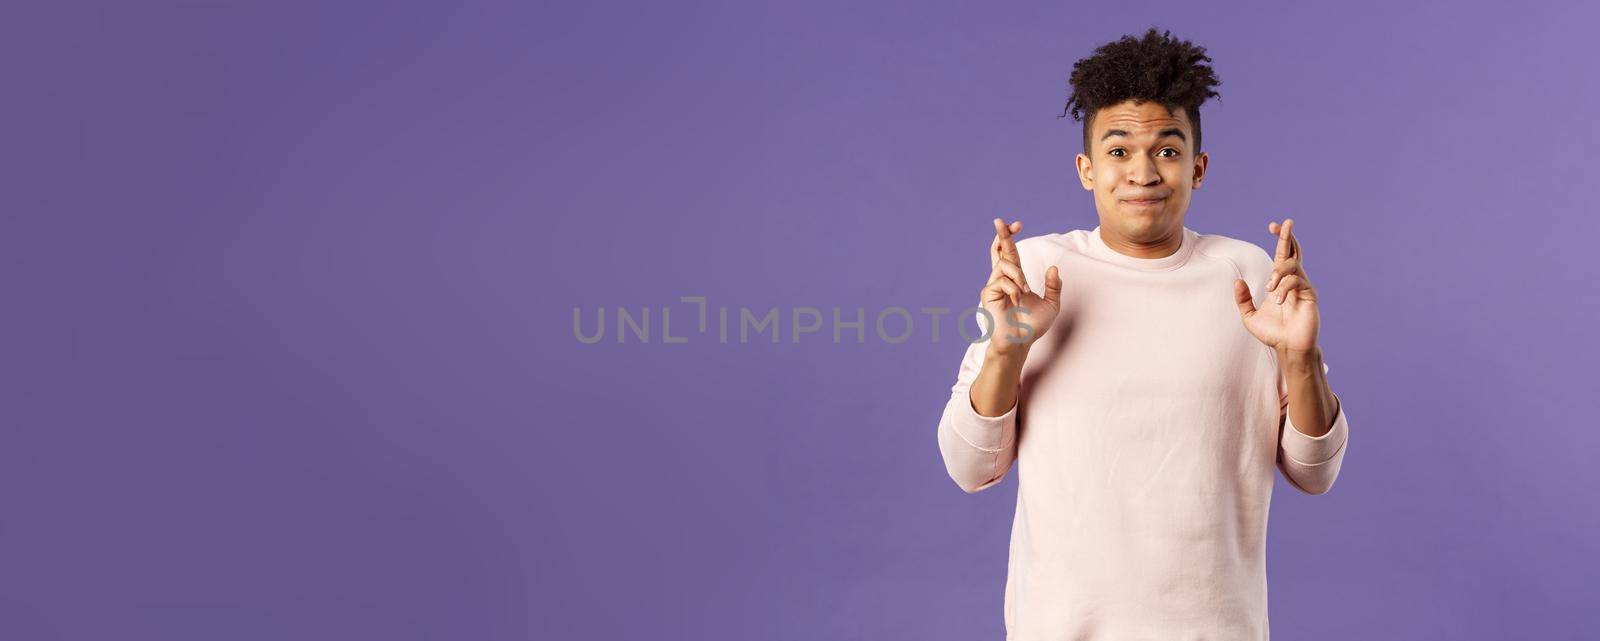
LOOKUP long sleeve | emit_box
[936,338,1019,494]
[1275,359,1350,495]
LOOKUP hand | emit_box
[980,218,1063,356]
[1232,218,1320,355]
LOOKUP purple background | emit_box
[4,1,1596,639]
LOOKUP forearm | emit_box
[938,342,1023,494]
[1280,346,1339,437]
[970,345,1028,417]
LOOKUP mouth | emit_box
[1120,197,1166,207]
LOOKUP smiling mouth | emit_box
[1122,198,1166,206]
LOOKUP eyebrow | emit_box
[1100,127,1189,143]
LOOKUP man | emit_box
[936,28,1349,639]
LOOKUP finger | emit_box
[1273,218,1294,261]
[995,218,1022,265]
[1267,257,1303,291]
[991,218,1006,267]
[990,218,1020,267]
[1233,279,1257,319]
[1285,219,1305,268]
[1275,274,1303,304]
[1275,274,1300,304]
[981,278,1015,308]
[992,259,1030,293]
[994,277,1021,307]
[993,217,1019,243]
[985,275,1022,307]
[1042,265,1063,309]
[990,219,1023,267]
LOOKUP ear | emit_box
[1191,151,1209,189]
[1075,153,1094,191]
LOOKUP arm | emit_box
[937,338,1026,494]
[937,218,1062,494]
[1232,218,1351,495]
[1275,348,1349,495]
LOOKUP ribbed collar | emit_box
[1088,225,1196,272]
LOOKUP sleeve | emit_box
[936,334,1019,494]
[1275,359,1350,495]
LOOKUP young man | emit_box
[936,28,1349,639]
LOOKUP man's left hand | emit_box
[1232,218,1320,355]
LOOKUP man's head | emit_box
[1064,28,1221,249]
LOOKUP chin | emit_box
[1117,211,1169,227]
[1110,213,1178,238]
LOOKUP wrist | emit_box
[1278,345,1323,372]
[985,341,1031,365]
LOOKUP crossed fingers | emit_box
[1265,218,1311,304]
[988,218,1028,305]
[992,218,1023,269]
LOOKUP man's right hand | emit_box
[980,218,1063,356]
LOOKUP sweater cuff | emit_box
[950,390,1017,452]
[1280,393,1348,465]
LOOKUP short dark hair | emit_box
[1063,28,1222,154]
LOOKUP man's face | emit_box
[1074,100,1209,244]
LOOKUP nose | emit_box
[1126,154,1161,186]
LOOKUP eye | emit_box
[1109,148,1126,157]
[1158,148,1179,158]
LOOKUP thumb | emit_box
[1043,266,1063,309]
[1232,279,1257,319]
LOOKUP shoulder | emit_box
[1014,231,1072,258]
[1014,230,1086,278]
[1193,231,1273,283]
[1015,229,1094,263]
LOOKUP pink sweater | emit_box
[937,225,1349,640]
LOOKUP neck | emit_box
[1100,225,1184,259]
